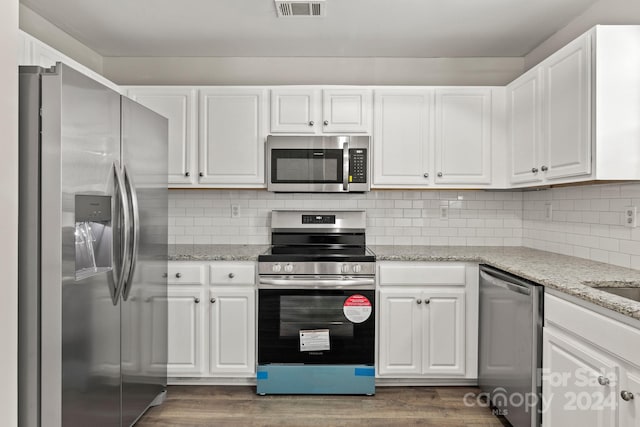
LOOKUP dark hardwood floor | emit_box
[136,385,510,426]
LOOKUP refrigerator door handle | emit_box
[122,164,140,301]
[113,161,131,305]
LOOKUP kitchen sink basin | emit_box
[595,287,640,303]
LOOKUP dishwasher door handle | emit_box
[480,271,531,296]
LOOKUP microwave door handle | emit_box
[343,142,349,191]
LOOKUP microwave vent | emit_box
[275,0,326,17]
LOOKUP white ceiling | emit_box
[21,0,600,58]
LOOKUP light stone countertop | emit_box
[168,244,640,321]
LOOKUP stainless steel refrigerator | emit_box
[18,63,168,427]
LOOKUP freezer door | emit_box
[39,63,123,427]
[120,96,168,426]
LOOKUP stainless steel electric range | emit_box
[256,210,376,395]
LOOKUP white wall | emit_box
[525,0,640,69]
[523,182,640,269]
[168,189,524,246]
[19,4,103,73]
[103,56,524,86]
[1,0,19,424]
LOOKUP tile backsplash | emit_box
[168,189,524,246]
[169,182,640,270]
[523,182,640,270]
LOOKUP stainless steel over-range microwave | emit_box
[266,135,370,192]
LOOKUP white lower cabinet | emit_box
[208,287,256,376]
[166,261,256,380]
[377,262,478,380]
[543,293,640,427]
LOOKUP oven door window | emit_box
[258,289,375,365]
[271,149,343,184]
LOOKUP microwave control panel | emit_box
[349,149,367,183]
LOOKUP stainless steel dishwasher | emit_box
[478,265,544,427]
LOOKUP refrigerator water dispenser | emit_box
[75,194,113,280]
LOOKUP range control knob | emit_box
[284,264,294,273]
[353,264,362,273]
[272,263,282,273]
[341,264,350,274]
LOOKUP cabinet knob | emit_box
[424,299,430,304]
[437,172,443,177]
[199,172,204,177]
[210,297,216,303]
[416,299,422,305]
[541,165,548,172]
[597,376,610,386]
[228,273,235,279]
[175,273,182,278]
[423,173,429,178]
[531,167,539,173]
[185,172,190,177]
[621,390,635,401]
[323,120,329,126]
[194,297,200,304]
[308,121,315,126]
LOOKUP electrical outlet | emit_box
[544,203,553,221]
[624,206,637,228]
[231,204,241,218]
[440,206,449,219]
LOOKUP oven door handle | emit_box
[258,277,375,290]
[343,141,349,191]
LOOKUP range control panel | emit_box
[349,149,367,184]
[302,215,336,224]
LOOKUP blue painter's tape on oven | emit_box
[354,367,375,377]
[256,364,375,395]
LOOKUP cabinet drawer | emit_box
[167,264,206,285]
[209,262,255,285]
[545,294,640,367]
[379,263,466,286]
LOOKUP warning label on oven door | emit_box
[343,294,372,323]
[299,329,330,352]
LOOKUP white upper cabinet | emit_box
[270,87,372,134]
[507,25,640,187]
[374,87,501,188]
[541,32,592,180]
[373,90,432,186]
[199,88,267,186]
[127,87,198,186]
[434,88,492,185]
[508,69,543,184]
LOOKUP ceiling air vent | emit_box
[274,0,326,17]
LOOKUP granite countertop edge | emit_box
[168,244,640,321]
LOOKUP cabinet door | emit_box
[322,89,371,133]
[127,87,197,186]
[270,88,317,133]
[208,288,256,376]
[422,289,466,375]
[620,369,640,427]
[199,88,267,185]
[166,287,206,376]
[543,327,618,427]
[542,33,592,180]
[434,88,492,185]
[508,70,544,184]
[378,289,422,375]
[373,90,432,186]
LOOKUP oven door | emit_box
[258,288,375,365]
